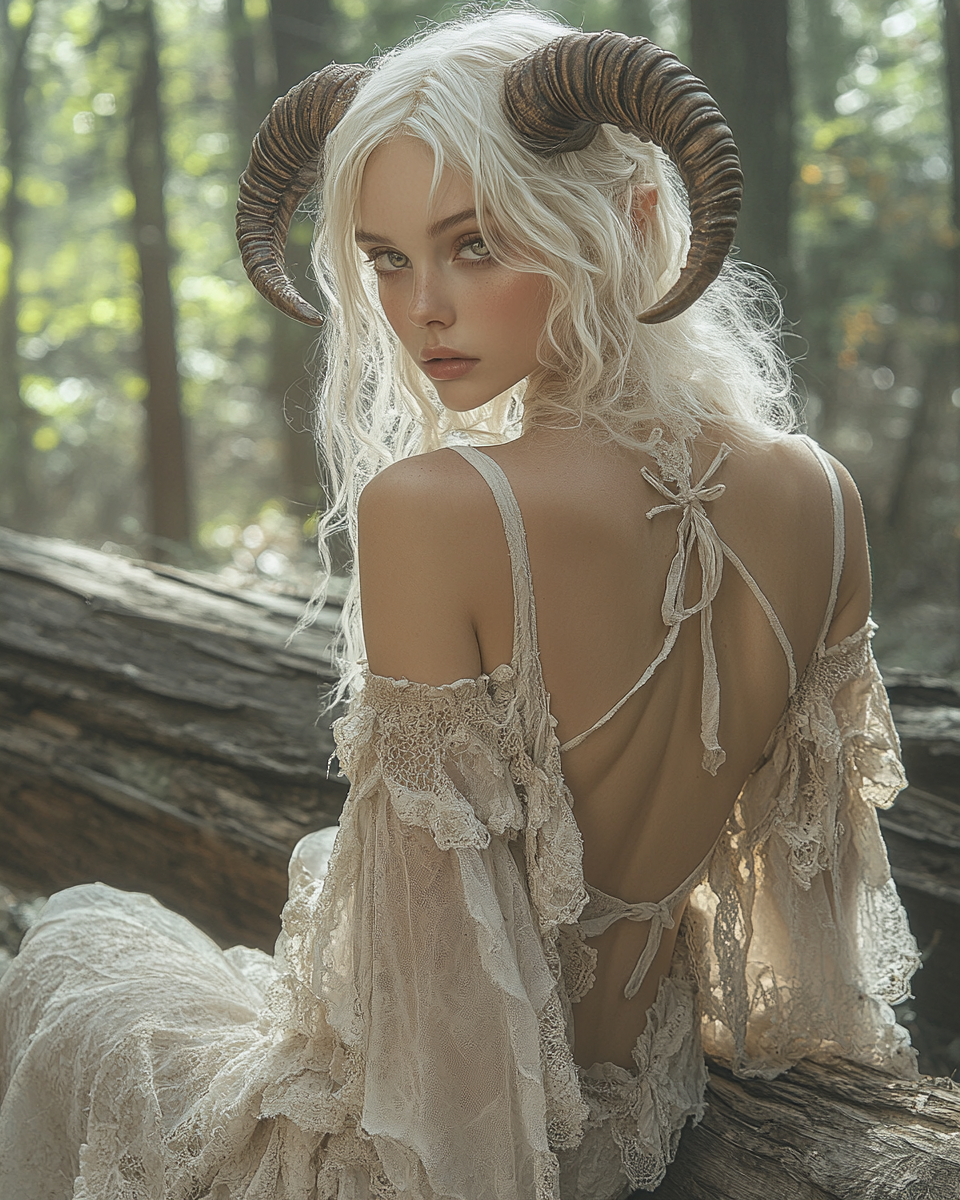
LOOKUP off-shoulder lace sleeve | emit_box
[690,621,921,1080]
[264,667,588,1200]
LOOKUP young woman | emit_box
[0,10,919,1199]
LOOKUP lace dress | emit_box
[0,435,919,1200]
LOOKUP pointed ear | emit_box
[630,184,659,238]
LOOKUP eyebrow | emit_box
[355,208,479,245]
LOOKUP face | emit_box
[356,136,551,412]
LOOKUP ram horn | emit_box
[503,32,742,323]
[236,63,368,325]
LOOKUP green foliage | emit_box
[2,0,284,547]
[795,0,952,368]
[790,0,959,620]
[0,0,957,644]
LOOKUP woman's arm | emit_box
[358,452,486,683]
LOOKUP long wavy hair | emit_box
[300,7,797,698]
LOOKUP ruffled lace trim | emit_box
[742,621,905,886]
[346,667,588,933]
[557,927,706,1196]
[266,667,592,1196]
[695,624,919,1079]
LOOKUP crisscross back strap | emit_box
[450,445,540,673]
[558,444,798,772]
[799,436,846,648]
[453,440,803,777]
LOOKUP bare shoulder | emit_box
[359,447,484,513]
[752,431,841,489]
[714,433,870,645]
[357,449,505,683]
[739,433,864,519]
[819,448,867,523]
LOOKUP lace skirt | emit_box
[0,882,705,1200]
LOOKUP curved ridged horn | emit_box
[237,64,368,325]
[503,32,742,323]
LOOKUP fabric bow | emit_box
[641,443,731,774]
[580,895,678,1000]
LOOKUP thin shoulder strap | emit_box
[800,436,846,647]
[449,445,540,672]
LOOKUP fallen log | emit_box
[886,669,960,804]
[0,526,347,949]
[1,527,959,1004]
[650,1057,960,1199]
[880,672,960,1044]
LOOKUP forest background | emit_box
[1,0,959,676]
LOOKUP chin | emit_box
[439,398,494,414]
[434,388,499,414]
[434,379,528,416]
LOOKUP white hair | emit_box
[298,7,797,699]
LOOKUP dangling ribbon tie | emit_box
[641,444,731,774]
[580,896,678,1000]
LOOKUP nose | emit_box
[406,266,454,329]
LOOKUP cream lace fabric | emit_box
[0,436,919,1200]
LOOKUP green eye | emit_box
[458,238,490,261]
[370,250,408,274]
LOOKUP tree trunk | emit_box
[944,0,960,240]
[126,0,192,557]
[796,0,851,122]
[266,0,339,513]
[616,0,655,41]
[885,347,953,535]
[0,0,38,529]
[689,0,795,306]
[225,0,266,151]
[939,0,960,600]
[648,1057,960,1199]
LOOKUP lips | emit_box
[420,348,479,381]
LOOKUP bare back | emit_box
[359,426,871,1070]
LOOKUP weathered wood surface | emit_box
[887,670,960,804]
[880,672,960,1039]
[650,1058,960,1199]
[0,526,347,949]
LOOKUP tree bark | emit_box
[265,0,340,513]
[0,0,38,528]
[126,0,192,556]
[0,525,345,949]
[689,0,795,306]
[648,1057,960,1199]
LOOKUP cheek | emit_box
[511,278,550,351]
[486,274,550,343]
[376,281,408,340]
